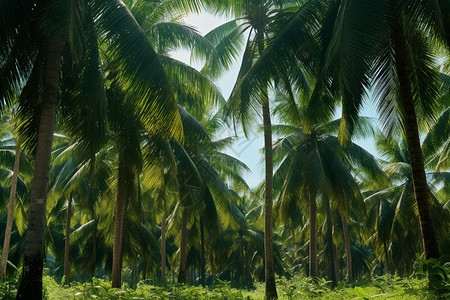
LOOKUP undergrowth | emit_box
[1,273,447,299]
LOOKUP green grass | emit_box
[0,274,444,299]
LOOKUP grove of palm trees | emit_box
[1,0,449,299]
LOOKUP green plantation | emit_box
[1,0,450,299]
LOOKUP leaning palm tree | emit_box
[0,109,28,279]
[1,1,181,297]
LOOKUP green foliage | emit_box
[42,276,248,299]
[414,256,450,293]
[33,274,447,299]
[0,273,19,300]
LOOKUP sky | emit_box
[172,13,380,188]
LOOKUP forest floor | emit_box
[1,274,446,299]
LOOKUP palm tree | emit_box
[0,134,30,277]
[202,1,312,297]
[169,108,245,283]
[234,1,450,269]
[126,0,231,285]
[1,1,181,297]
[0,112,24,278]
[364,129,450,275]
[273,111,384,283]
[45,133,103,285]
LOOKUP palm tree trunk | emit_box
[211,260,215,287]
[393,23,439,260]
[0,138,21,278]
[389,247,395,275]
[244,239,252,288]
[383,240,394,275]
[262,100,278,299]
[254,26,277,298]
[239,232,245,284]
[112,157,131,288]
[64,195,72,286]
[199,218,206,286]
[325,197,339,285]
[161,214,166,283]
[16,37,62,300]
[309,193,318,277]
[178,207,189,283]
[341,215,353,281]
[88,158,97,278]
[334,243,341,281]
[92,219,97,278]
[291,225,296,249]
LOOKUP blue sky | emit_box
[172,14,380,188]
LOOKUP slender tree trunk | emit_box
[389,247,395,276]
[383,241,394,275]
[341,215,353,281]
[244,239,252,288]
[16,38,62,300]
[0,138,21,278]
[254,26,277,298]
[291,225,296,249]
[88,158,97,278]
[64,196,72,286]
[393,22,439,260]
[309,193,318,277]
[161,214,166,283]
[325,197,339,285]
[211,260,215,287]
[112,157,132,288]
[178,207,189,283]
[92,219,97,278]
[239,232,245,284]
[262,100,278,299]
[291,225,297,265]
[334,242,341,281]
[199,219,206,286]
[142,262,146,280]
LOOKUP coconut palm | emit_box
[44,132,109,285]
[273,112,385,284]
[0,113,20,278]
[168,108,247,283]
[233,1,450,268]
[0,112,32,278]
[364,128,450,275]
[1,0,183,296]
[201,1,314,297]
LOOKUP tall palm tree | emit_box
[1,1,181,297]
[202,1,311,297]
[233,1,450,269]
